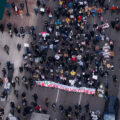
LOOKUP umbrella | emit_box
[110,6,116,11]
[90,9,96,13]
[59,1,63,5]
[65,18,70,22]
[56,20,61,25]
[97,8,103,13]
[72,55,77,61]
[90,9,96,16]
[56,25,60,30]
[42,32,47,37]
[6,3,11,9]
[68,2,72,8]
[60,70,63,74]
[85,7,91,12]
[68,9,73,14]
[77,16,81,21]
[19,10,24,15]
[70,70,76,76]
[107,64,111,68]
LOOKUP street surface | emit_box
[0,0,120,120]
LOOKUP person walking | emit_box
[2,68,6,77]
[17,105,21,113]
[45,98,49,107]
[4,45,9,55]
[15,76,20,85]
[11,81,16,89]
[33,93,38,102]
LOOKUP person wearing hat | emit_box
[70,70,76,76]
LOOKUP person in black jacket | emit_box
[33,93,38,102]
[36,0,41,7]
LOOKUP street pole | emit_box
[25,0,30,16]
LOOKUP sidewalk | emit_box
[0,0,37,28]
[0,32,30,119]
[0,0,39,119]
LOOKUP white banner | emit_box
[36,81,96,95]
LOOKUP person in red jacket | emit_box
[72,55,76,62]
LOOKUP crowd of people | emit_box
[22,0,118,91]
[8,94,102,120]
[0,0,119,120]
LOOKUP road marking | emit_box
[55,89,60,103]
[78,93,82,105]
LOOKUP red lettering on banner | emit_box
[76,89,79,92]
[60,87,64,90]
[47,84,51,87]
[71,89,76,92]
[65,88,70,91]
[36,81,96,95]
[51,84,55,87]
[4,78,8,83]
[85,89,89,94]
[54,85,58,88]
[50,84,55,87]
[74,89,78,92]
[88,91,92,94]
[41,83,45,86]
[80,89,85,93]
[90,91,95,94]
[37,83,40,85]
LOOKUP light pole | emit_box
[25,0,30,16]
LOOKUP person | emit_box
[22,76,27,83]
[24,80,29,89]
[112,74,117,83]
[20,3,24,10]
[6,117,9,120]
[33,93,38,102]
[9,29,13,38]
[78,105,82,113]
[14,90,19,98]
[10,102,15,109]
[34,104,42,112]
[42,107,47,114]
[6,10,11,17]
[17,105,21,113]
[67,113,71,120]
[11,2,15,9]
[22,99,27,107]
[52,103,56,112]
[0,107,4,116]
[34,8,39,15]
[2,68,6,77]
[36,0,41,7]
[85,103,89,113]
[15,76,20,85]
[81,114,86,120]
[74,108,79,118]
[11,81,16,89]
[0,78,3,87]
[4,45,9,55]
[0,24,4,33]
[17,43,21,51]
[59,105,64,113]
[21,92,26,100]
[14,26,20,37]
[19,66,23,73]
[45,98,49,107]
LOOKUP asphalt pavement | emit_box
[27,0,120,119]
[0,0,120,120]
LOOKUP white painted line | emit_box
[78,93,82,105]
[55,89,60,103]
